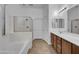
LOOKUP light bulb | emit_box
[54,11,58,17]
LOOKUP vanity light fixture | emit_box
[54,11,58,17]
[58,7,67,14]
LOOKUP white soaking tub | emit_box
[0,32,32,54]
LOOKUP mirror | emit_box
[67,5,79,34]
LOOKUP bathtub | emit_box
[0,32,32,54]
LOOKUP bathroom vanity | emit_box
[51,32,79,54]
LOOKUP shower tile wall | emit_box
[14,16,32,32]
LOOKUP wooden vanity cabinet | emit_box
[51,33,62,53]
[51,33,79,54]
[56,36,62,54]
[71,44,79,54]
[53,35,57,49]
[51,33,57,50]
[51,33,54,46]
[62,39,72,54]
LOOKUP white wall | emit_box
[42,5,50,44]
[5,4,50,44]
[0,5,5,36]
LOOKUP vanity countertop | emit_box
[51,30,79,46]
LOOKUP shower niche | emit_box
[14,16,32,32]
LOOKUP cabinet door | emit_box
[53,35,57,49]
[72,44,79,54]
[56,37,62,54]
[51,33,54,46]
[62,39,71,54]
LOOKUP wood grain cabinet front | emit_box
[56,37,62,54]
[71,44,79,54]
[53,35,57,50]
[51,33,54,46]
[62,39,72,54]
[51,33,57,50]
[51,33,79,54]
